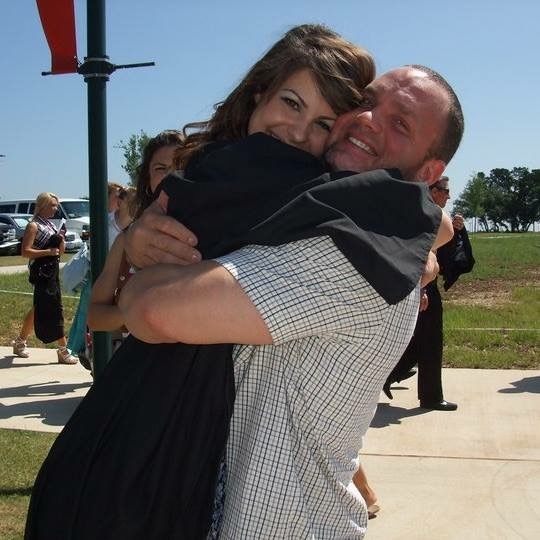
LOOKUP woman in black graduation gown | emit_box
[25,24,378,540]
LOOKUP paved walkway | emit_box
[1,345,539,539]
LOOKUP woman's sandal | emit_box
[367,504,380,520]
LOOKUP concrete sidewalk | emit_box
[0,346,91,432]
[1,346,539,538]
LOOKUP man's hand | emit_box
[452,213,465,231]
[420,250,439,287]
[124,191,202,268]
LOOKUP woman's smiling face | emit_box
[248,69,337,158]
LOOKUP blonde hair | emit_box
[108,182,124,196]
[34,192,59,217]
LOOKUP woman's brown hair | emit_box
[133,130,184,217]
[175,24,375,168]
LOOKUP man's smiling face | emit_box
[325,67,448,183]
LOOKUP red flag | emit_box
[36,0,78,74]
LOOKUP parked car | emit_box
[64,230,84,252]
[0,213,83,253]
[0,223,18,255]
[0,213,32,240]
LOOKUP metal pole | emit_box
[85,0,111,376]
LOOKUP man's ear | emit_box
[418,158,446,186]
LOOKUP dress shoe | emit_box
[420,399,458,411]
[383,369,417,400]
[397,369,416,383]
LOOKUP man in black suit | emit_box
[384,176,475,411]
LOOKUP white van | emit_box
[0,198,90,238]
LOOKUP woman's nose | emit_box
[288,121,309,143]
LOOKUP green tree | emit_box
[512,168,540,232]
[453,172,489,232]
[454,167,540,232]
[116,130,150,185]
[485,167,540,232]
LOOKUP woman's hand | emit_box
[48,247,61,257]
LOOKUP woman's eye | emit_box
[282,97,300,110]
[316,120,332,132]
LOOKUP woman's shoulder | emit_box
[25,220,38,233]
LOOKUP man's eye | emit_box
[282,97,300,110]
[395,119,408,133]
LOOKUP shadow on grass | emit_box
[0,487,33,496]
[498,375,540,394]
[370,402,429,429]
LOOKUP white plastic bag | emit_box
[61,242,90,293]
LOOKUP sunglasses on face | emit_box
[431,186,450,195]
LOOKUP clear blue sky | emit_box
[1,0,539,210]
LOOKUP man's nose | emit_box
[355,110,381,133]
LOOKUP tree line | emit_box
[453,168,540,232]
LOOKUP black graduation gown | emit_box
[25,134,440,540]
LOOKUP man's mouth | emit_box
[348,136,376,156]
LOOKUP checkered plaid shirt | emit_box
[214,236,420,539]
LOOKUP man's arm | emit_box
[118,260,272,345]
[124,191,202,268]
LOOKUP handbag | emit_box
[29,258,57,285]
[61,242,90,293]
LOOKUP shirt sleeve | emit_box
[214,237,385,345]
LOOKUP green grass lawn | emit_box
[0,430,56,539]
[0,272,79,349]
[0,253,72,267]
[0,232,539,365]
[439,232,539,369]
